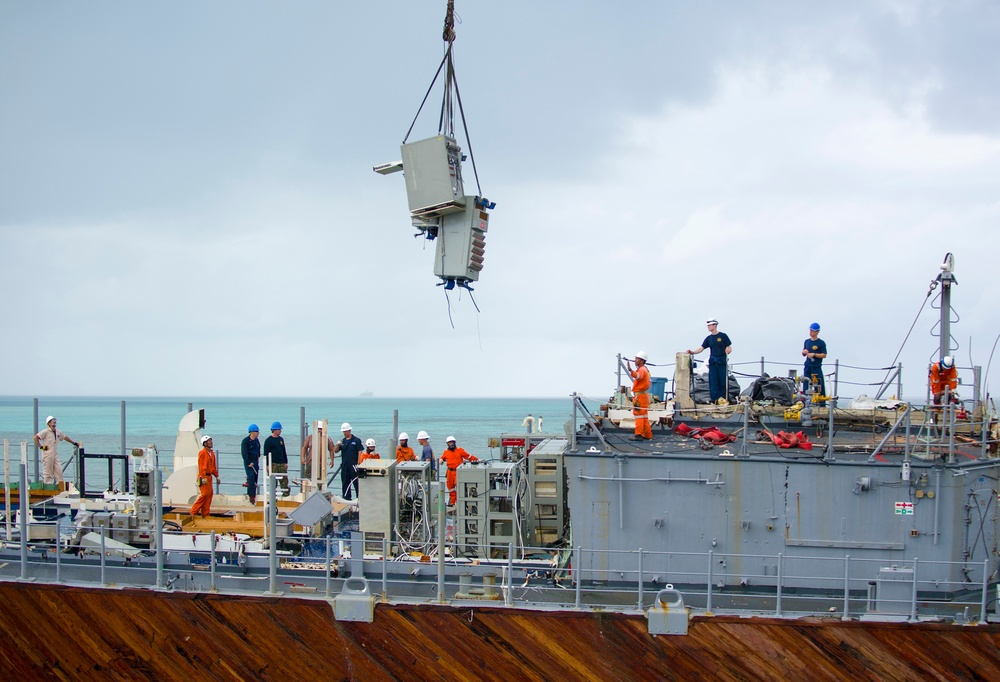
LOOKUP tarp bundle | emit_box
[674,422,736,445]
[740,375,796,406]
[759,430,813,450]
[690,372,742,404]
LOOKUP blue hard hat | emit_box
[809,323,820,331]
[271,421,282,430]
[248,424,259,433]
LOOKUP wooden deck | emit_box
[0,581,997,680]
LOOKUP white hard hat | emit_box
[341,422,351,432]
[45,415,56,424]
[398,432,408,441]
[365,438,376,448]
[417,430,429,440]
[635,351,648,361]
[941,356,954,369]
[200,435,212,445]
[706,318,718,325]
[446,436,457,443]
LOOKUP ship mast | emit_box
[937,252,956,362]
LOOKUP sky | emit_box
[1,1,998,399]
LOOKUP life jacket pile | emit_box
[758,430,814,450]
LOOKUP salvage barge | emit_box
[1,582,999,680]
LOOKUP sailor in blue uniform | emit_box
[801,322,827,398]
[688,318,733,404]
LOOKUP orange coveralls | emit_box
[189,446,219,518]
[631,364,653,440]
[929,363,958,404]
[359,450,380,465]
[440,446,478,505]
[396,445,416,462]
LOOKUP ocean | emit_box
[0,395,578,493]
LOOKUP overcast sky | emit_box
[2,1,998,399]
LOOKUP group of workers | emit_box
[625,319,831,441]
[182,421,482,517]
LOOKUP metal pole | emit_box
[776,553,783,616]
[896,362,903,402]
[910,557,919,622]
[826,386,835,461]
[904,404,912,460]
[760,356,765,378]
[210,531,217,592]
[617,353,622,389]
[637,548,644,612]
[120,401,126,457]
[100,527,107,586]
[19,454,28,580]
[381,536,388,600]
[187,402,193,413]
[437,478,445,603]
[980,558,989,625]
[299,406,306,479]
[505,543,513,606]
[706,550,714,612]
[574,546,582,609]
[833,360,839,409]
[33,399,40,481]
[740,400,749,457]
[617,457,624,530]
[4,439,10,541]
[842,555,850,621]
[55,524,61,583]
[268,474,278,594]
[155,466,164,588]
[325,536,331,598]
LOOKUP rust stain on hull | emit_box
[0,582,998,680]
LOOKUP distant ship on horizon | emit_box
[359,390,374,397]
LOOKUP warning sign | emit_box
[894,501,914,515]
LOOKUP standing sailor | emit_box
[241,424,261,505]
[190,435,220,517]
[417,431,436,477]
[625,352,653,441]
[396,433,417,462]
[801,323,828,398]
[332,423,364,500]
[359,438,380,465]
[688,318,733,404]
[33,415,81,486]
[263,422,291,497]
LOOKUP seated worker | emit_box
[359,438,380,465]
[395,433,416,462]
[440,436,478,506]
[930,356,958,405]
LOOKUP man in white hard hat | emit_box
[930,356,958,406]
[624,352,652,440]
[440,436,478,506]
[417,431,437,477]
[34,416,81,486]
[332,422,364,499]
[396,433,416,462]
[190,435,220,518]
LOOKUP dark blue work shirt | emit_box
[338,435,364,466]
[803,337,827,370]
[701,332,732,363]
[241,435,261,467]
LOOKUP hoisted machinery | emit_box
[374,0,495,297]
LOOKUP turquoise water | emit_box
[0,396,577,492]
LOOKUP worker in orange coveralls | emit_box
[625,351,653,441]
[930,356,958,405]
[190,435,221,518]
[440,436,478,506]
[359,438,380,465]
[395,433,417,462]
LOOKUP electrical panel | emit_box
[395,460,433,555]
[455,462,521,560]
[400,135,466,217]
[433,199,488,284]
[524,440,567,546]
[358,459,396,554]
